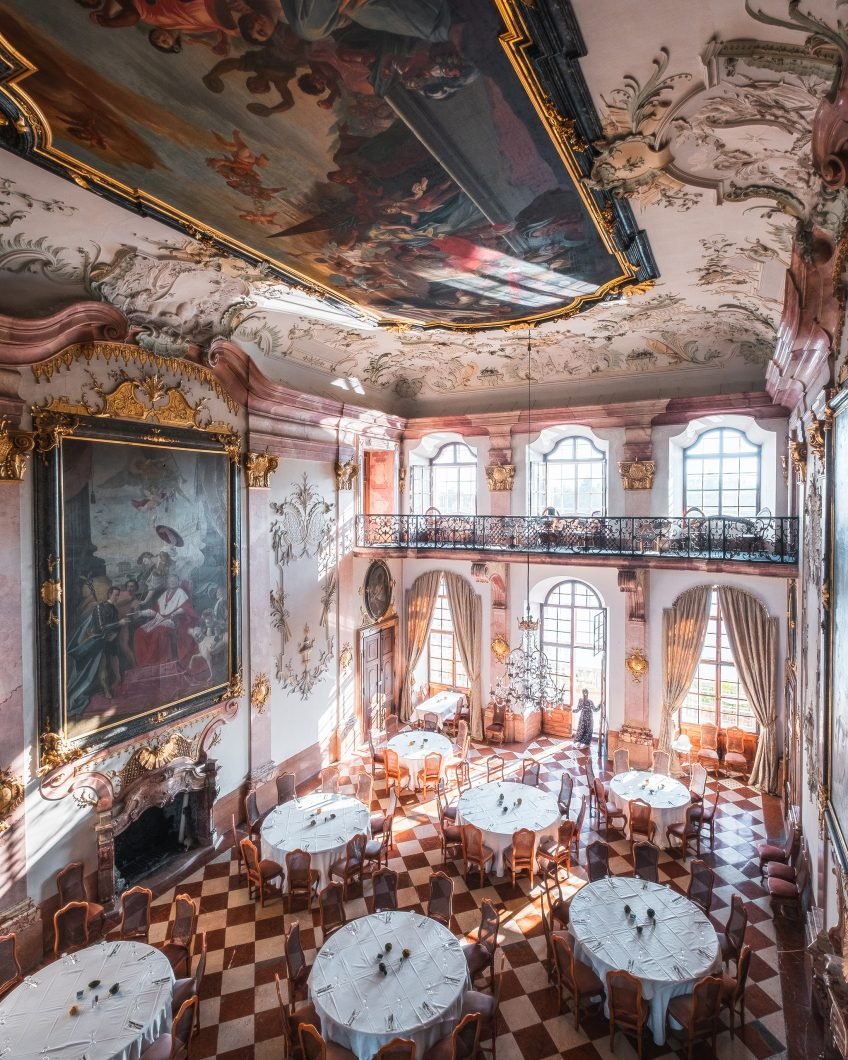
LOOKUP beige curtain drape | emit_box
[444,572,483,740]
[658,586,712,757]
[718,586,778,793]
[399,571,441,721]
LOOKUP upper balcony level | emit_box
[355,513,799,574]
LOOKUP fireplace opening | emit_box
[114,795,194,888]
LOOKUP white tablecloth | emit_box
[0,941,174,1060]
[609,770,690,837]
[569,876,720,1044]
[410,692,466,730]
[386,732,452,789]
[261,791,371,889]
[310,911,468,1059]
[456,781,560,876]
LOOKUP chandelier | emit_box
[490,330,565,714]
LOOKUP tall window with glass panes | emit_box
[410,442,476,514]
[681,594,756,732]
[683,427,761,517]
[427,576,469,691]
[540,580,606,706]
[530,436,606,515]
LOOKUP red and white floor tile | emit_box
[147,737,813,1058]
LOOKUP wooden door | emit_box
[358,618,398,736]
[364,450,395,515]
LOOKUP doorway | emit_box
[358,617,398,738]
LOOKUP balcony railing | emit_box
[355,514,799,564]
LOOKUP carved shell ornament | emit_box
[625,648,649,683]
[0,768,25,832]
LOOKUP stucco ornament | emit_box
[485,464,516,492]
[270,474,334,566]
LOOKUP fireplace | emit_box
[114,797,193,889]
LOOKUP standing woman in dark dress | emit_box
[573,688,599,746]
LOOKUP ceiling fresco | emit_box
[0,0,650,328]
[0,0,845,415]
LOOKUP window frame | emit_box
[410,441,477,514]
[539,578,606,706]
[682,426,762,517]
[426,576,469,692]
[531,435,607,516]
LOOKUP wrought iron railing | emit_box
[355,514,798,564]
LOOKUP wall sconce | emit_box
[491,635,510,663]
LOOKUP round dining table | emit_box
[609,769,690,836]
[568,876,721,1045]
[456,780,560,876]
[386,731,452,790]
[261,791,371,889]
[310,910,468,1059]
[0,940,174,1060]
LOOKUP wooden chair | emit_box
[371,867,399,913]
[371,788,398,838]
[277,771,297,804]
[231,812,246,881]
[442,698,466,739]
[720,893,748,969]
[557,772,573,817]
[241,838,284,908]
[586,840,610,882]
[160,893,198,978]
[724,728,748,779]
[692,787,719,850]
[632,841,660,883]
[385,748,412,795]
[757,826,798,881]
[417,752,443,797]
[420,711,440,732]
[462,900,499,987]
[504,827,535,887]
[172,931,207,1038]
[552,933,605,1031]
[688,859,716,914]
[452,760,471,797]
[485,702,507,746]
[665,974,723,1058]
[612,747,630,774]
[486,754,505,783]
[767,852,809,917]
[462,823,495,888]
[651,750,670,775]
[245,789,263,842]
[424,1012,480,1059]
[438,797,464,865]
[607,969,649,1059]
[356,771,373,807]
[285,921,311,1014]
[666,805,702,859]
[460,952,503,1060]
[427,870,453,928]
[697,723,720,777]
[539,868,570,982]
[286,849,320,911]
[536,819,575,878]
[628,798,657,852]
[54,901,89,956]
[320,765,340,793]
[318,882,346,940]
[139,996,197,1059]
[437,778,458,822]
[377,1038,418,1059]
[117,885,152,942]
[0,934,21,998]
[452,720,470,762]
[385,714,401,740]
[689,762,708,804]
[594,778,626,837]
[364,815,393,873]
[571,795,587,859]
[274,971,319,1058]
[368,730,387,786]
[298,1022,356,1060]
[520,760,540,787]
[56,861,104,936]
[720,943,751,1038]
[329,833,367,899]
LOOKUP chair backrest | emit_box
[245,789,261,830]
[318,882,346,934]
[629,799,653,836]
[726,727,746,754]
[552,933,576,993]
[356,771,373,806]
[592,776,607,808]
[690,974,723,1036]
[688,859,716,913]
[193,932,208,995]
[372,867,399,912]
[172,995,198,1047]
[557,819,576,850]
[574,794,587,837]
[453,760,471,793]
[299,1022,327,1060]
[320,765,340,793]
[511,828,535,865]
[613,748,630,774]
[606,969,645,1030]
[119,885,152,940]
[286,848,313,890]
[486,754,504,782]
[450,1012,481,1060]
[53,901,89,955]
[275,973,299,1054]
[633,841,659,882]
[385,747,402,777]
[558,772,573,816]
[422,711,439,732]
[690,763,708,799]
[57,862,87,905]
[521,760,540,786]
[422,752,442,780]
[651,750,670,775]
[586,840,610,882]
[478,899,499,954]
[584,757,595,786]
[491,702,506,727]
[427,870,453,925]
[0,934,20,996]
[699,723,718,751]
[462,822,485,863]
[733,944,752,1001]
[456,718,469,744]
[240,837,260,877]
[285,920,306,981]
[375,1038,417,1060]
[276,771,297,804]
[724,893,747,955]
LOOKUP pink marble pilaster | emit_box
[618,569,650,730]
[247,481,276,786]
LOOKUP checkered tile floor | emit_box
[147,736,803,1058]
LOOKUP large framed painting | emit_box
[826,384,848,867]
[34,388,241,753]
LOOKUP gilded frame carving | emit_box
[33,387,242,755]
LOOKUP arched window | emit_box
[427,575,469,690]
[411,441,477,514]
[681,594,756,731]
[540,580,605,706]
[683,427,761,517]
[531,436,606,515]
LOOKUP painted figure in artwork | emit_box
[133,572,199,667]
[572,688,600,746]
[67,586,129,717]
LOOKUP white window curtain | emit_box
[399,571,441,721]
[444,572,483,740]
[658,586,712,757]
